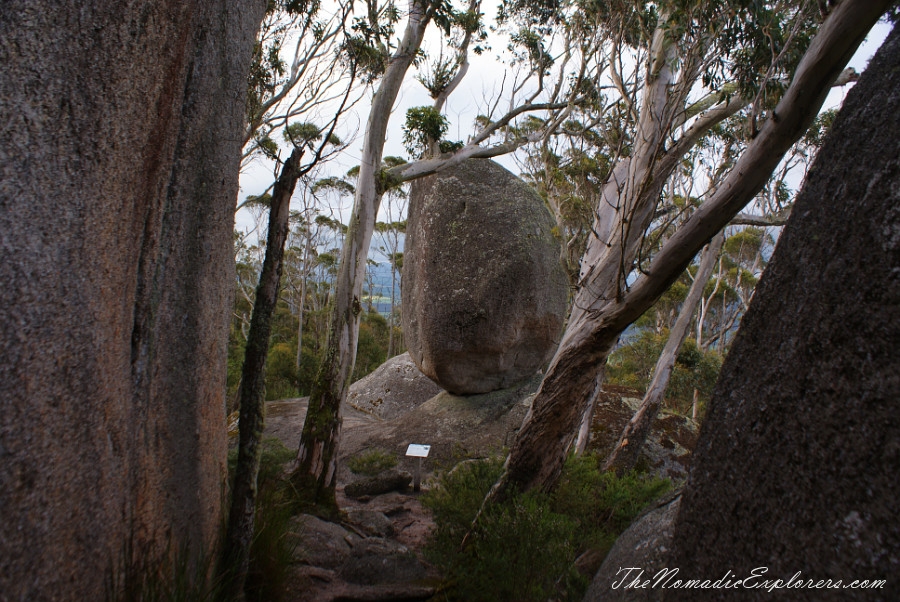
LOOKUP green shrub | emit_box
[606,330,722,414]
[423,454,670,601]
[265,342,299,401]
[347,449,398,476]
[227,438,297,602]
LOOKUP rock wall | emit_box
[402,159,568,394]
[664,25,900,600]
[0,2,264,599]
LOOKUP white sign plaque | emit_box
[406,444,431,458]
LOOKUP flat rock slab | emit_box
[258,397,376,450]
[340,374,541,478]
[339,538,428,586]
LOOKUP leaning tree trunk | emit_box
[492,0,889,501]
[0,1,265,600]
[666,24,900,595]
[292,0,433,510]
[221,147,302,598]
[603,231,724,475]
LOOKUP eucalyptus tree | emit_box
[222,120,348,597]
[242,0,359,167]
[292,0,609,508]
[492,0,892,500]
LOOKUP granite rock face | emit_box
[584,492,681,602]
[346,352,444,419]
[665,25,900,601]
[0,2,263,599]
[402,159,568,394]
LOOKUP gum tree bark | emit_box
[493,0,890,500]
[603,231,724,475]
[0,1,264,599]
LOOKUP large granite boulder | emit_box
[402,159,568,394]
[666,26,900,600]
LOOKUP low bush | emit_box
[423,453,670,601]
[347,449,398,476]
[228,438,297,602]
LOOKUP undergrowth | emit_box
[347,448,398,476]
[423,453,670,601]
[229,437,297,602]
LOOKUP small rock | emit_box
[291,514,354,569]
[345,509,394,537]
[344,470,412,499]
[339,538,428,586]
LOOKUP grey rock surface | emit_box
[338,538,428,586]
[346,352,444,420]
[402,159,568,394]
[340,374,540,476]
[587,386,697,482]
[345,509,395,538]
[344,470,413,499]
[666,25,900,601]
[292,514,356,569]
[584,492,681,602]
[0,3,263,599]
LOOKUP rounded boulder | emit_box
[402,159,568,394]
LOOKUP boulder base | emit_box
[402,159,568,394]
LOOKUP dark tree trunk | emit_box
[603,231,723,475]
[667,25,900,599]
[0,1,265,599]
[221,148,302,597]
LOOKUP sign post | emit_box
[405,444,431,492]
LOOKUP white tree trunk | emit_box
[494,0,889,499]
[603,231,724,475]
[293,0,433,508]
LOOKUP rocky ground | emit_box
[247,353,698,601]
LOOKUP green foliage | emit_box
[423,455,670,601]
[106,543,222,602]
[347,449,398,476]
[227,438,298,602]
[265,342,299,401]
[402,106,449,158]
[352,310,390,381]
[606,331,722,413]
[552,454,671,552]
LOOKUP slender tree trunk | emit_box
[387,259,396,357]
[296,225,313,370]
[492,0,887,500]
[603,231,724,475]
[292,0,433,510]
[573,369,604,455]
[221,148,302,598]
